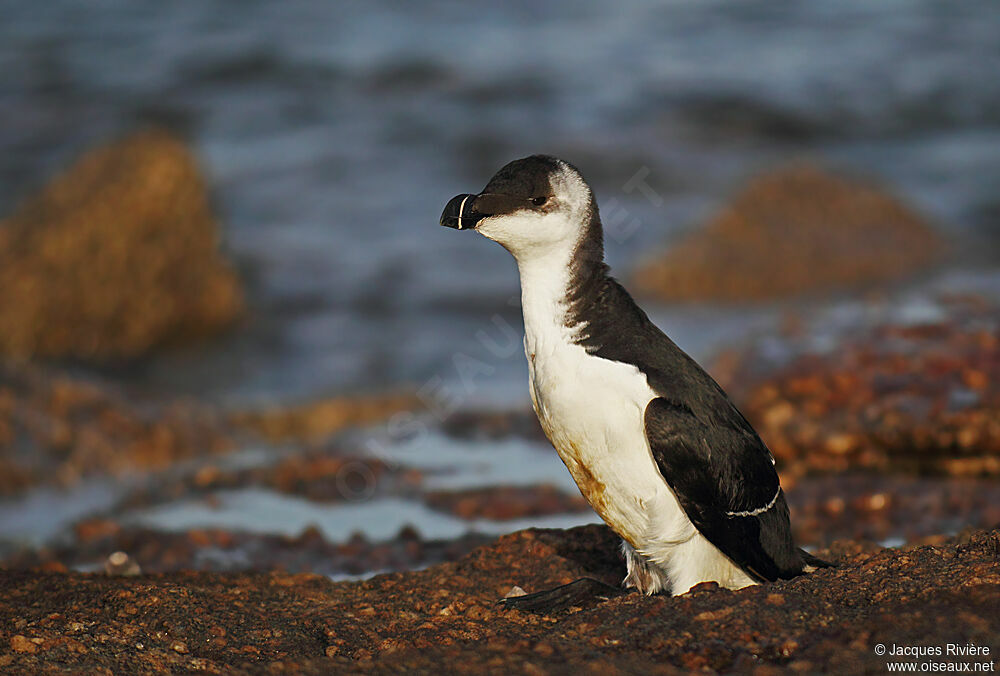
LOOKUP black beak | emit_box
[440,193,482,230]
[440,192,532,230]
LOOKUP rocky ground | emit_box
[1,525,998,674]
[2,293,998,672]
[2,134,998,673]
[713,295,1000,480]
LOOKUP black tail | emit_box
[799,548,834,571]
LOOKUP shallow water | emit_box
[0,480,127,551]
[125,490,597,543]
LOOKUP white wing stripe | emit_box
[725,488,780,518]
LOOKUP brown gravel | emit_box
[0,129,243,361]
[786,475,1000,547]
[633,163,945,302]
[1,525,998,674]
[715,300,1000,478]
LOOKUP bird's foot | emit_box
[498,577,627,614]
[621,540,671,595]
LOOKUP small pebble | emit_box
[504,586,527,598]
[10,635,37,654]
[104,551,141,576]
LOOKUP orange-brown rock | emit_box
[0,129,243,361]
[230,392,420,444]
[634,164,945,302]
[0,363,232,495]
[0,362,421,496]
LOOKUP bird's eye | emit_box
[531,196,548,206]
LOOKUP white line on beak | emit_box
[457,194,471,230]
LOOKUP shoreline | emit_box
[2,524,998,673]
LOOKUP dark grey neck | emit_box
[564,203,612,327]
[564,199,664,357]
[564,195,608,327]
[561,198,741,423]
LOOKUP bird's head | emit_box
[440,155,599,262]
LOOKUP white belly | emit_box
[526,338,685,548]
[513,248,755,594]
[525,338,757,594]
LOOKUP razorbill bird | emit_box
[440,155,828,607]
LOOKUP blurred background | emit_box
[1,1,998,578]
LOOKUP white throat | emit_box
[515,243,579,356]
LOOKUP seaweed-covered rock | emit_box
[634,164,944,302]
[714,297,1000,478]
[229,392,420,444]
[0,129,243,361]
[0,363,418,496]
[0,362,232,495]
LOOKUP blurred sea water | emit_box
[2,0,999,407]
[2,1,1000,564]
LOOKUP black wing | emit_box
[567,273,825,579]
[644,397,804,582]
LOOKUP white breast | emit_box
[523,316,757,595]
[525,326,692,550]
[512,244,680,548]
